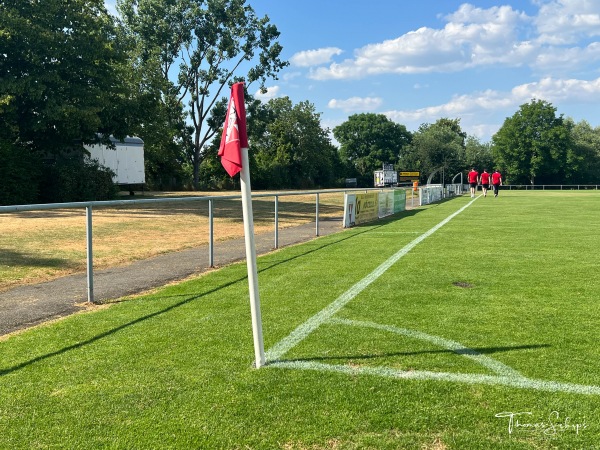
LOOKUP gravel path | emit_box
[0,219,343,336]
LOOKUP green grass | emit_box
[1,190,600,448]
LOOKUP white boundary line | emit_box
[270,360,600,395]
[328,318,523,378]
[265,196,600,395]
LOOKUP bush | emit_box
[39,158,117,203]
[0,140,41,205]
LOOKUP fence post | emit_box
[86,205,94,304]
[315,193,320,236]
[209,199,214,267]
[274,195,279,249]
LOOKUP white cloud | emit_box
[290,47,343,67]
[305,3,600,80]
[309,5,531,80]
[255,86,281,101]
[468,123,502,140]
[282,71,302,82]
[511,76,600,103]
[384,76,600,137]
[534,42,600,73]
[535,0,600,44]
[327,97,383,112]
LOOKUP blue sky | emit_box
[106,0,600,143]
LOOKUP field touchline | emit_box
[265,197,478,363]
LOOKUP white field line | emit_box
[327,318,523,378]
[265,198,477,362]
[269,360,600,395]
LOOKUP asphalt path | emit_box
[0,219,342,336]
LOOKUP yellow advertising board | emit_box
[355,193,379,225]
[399,171,420,182]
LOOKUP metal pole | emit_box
[274,195,279,249]
[209,199,214,267]
[86,206,94,304]
[315,193,320,236]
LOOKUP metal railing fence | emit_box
[463,184,600,191]
[504,184,600,190]
[0,188,407,303]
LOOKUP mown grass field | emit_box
[1,190,599,449]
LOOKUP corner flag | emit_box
[218,82,265,368]
[218,82,248,177]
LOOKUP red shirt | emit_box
[492,172,502,184]
[480,172,490,184]
[468,170,478,184]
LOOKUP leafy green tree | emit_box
[0,0,137,203]
[253,97,340,189]
[492,99,572,185]
[200,96,340,189]
[333,113,411,185]
[566,119,600,184]
[0,138,40,205]
[118,0,288,189]
[465,136,494,173]
[129,74,193,189]
[401,118,465,184]
[0,0,134,154]
[39,158,117,203]
[114,0,193,189]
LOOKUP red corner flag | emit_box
[218,82,248,177]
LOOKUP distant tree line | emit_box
[2,1,600,205]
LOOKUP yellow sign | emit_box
[355,193,378,225]
[399,171,420,177]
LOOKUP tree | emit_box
[492,99,572,185]
[333,113,412,185]
[1,0,138,203]
[566,119,600,184]
[114,0,194,189]
[0,0,134,154]
[252,97,340,189]
[200,96,341,190]
[401,118,466,184]
[118,0,288,189]
[465,136,494,172]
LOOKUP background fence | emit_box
[1,188,416,303]
[465,183,600,191]
[504,184,600,190]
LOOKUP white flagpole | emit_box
[239,146,265,368]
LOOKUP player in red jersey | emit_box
[479,169,491,197]
[491,169,503,197]
[468,168,479,198]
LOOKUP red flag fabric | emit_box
[218,82,248,177]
